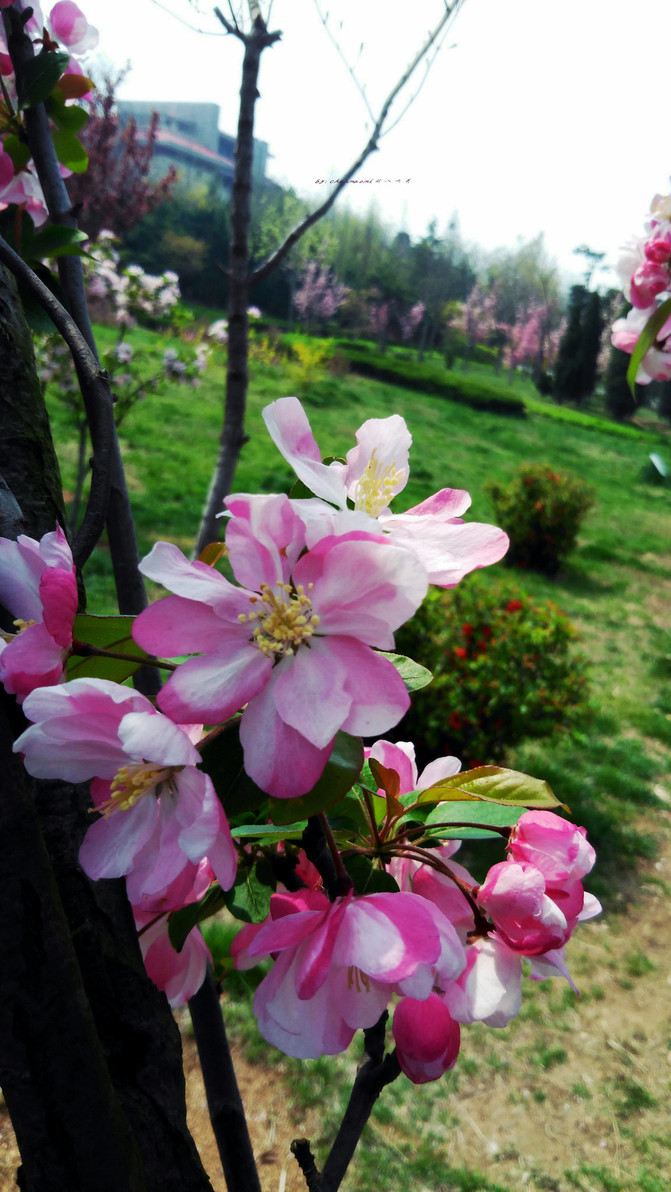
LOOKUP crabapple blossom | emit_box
[135,911,211,1007]
[611,305,671,383]
[507,809,595,885]
[14,678,237,903]
[366,738,461,797]
[131,861,214,1006]
[49,2,99,55]
[0,526,77,702]
[231,888,465,1059]
[132,493,427,798]
[262,397,508,587]
[392,993,460,1083]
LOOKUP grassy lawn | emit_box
[44,323,671,1192]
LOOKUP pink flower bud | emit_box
[508,810,595,885]
[392,993,460,1083]
[477,861,570,955]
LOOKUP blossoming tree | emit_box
[0,4,603,1191]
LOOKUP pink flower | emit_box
[48,1,98,54]
[365,738,461,797]
[262,397,508,587]
[132,862,214,1007]
[232,888,465,1059]
[0,526,78,702]
[611,305,671,383]
[14,678,237,903]
[630,260,669,309]
[476,860,575,955]
[392,993,460,1083]
[135,912,211,1007]
[507,810,595,886]
[133,494,427,799]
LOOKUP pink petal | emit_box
[272,640,352,749]
[156,645,272,724]
[262,397,348,508]
[79,797,159,880]
[326,637,410,737]
[224,492,306,589]
[39,567,77,647]
[239,678,333,798]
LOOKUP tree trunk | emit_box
[194,18,272,556]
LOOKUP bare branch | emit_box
[0,235,113,570]
[313,0,376,125]
[149,0,227,34]
[250,0,466,286]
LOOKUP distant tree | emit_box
[66,73,177,240]
[553,286,602,404]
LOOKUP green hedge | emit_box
[331,341,526,415]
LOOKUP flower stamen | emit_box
[353,448,403,516]
[239,581,320,658]
[97,762,175,817]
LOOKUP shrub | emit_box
[287,338,333,391]
[396,578,590,769]
[486,463,596,575]
[331,341,526,415]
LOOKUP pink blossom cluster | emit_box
[3,399,600,1064]
[294,261,349,326]
[0,3,97,225]
[612,184,671,382]
[232,740,599,1082]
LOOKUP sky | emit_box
[78,0,671,288]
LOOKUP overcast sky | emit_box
[79,0,671,287]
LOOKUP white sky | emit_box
[79,0,671,287]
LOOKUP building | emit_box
[116,100,270,192]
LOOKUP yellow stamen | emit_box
[245,581,320,658]
[96,762,175,817]
[353,449,403,517]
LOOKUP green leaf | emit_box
[47,94,89,132]
[269,732,363,825]
[416,765,564,810]
[423,800,525,839]
[378,651,433,692]
[343,854,399,894]
[231,822,306,843]
[31,225,88,260]
[626,296,671,396]
[18,51,70,109]
[168,884,227,952]
[2,134,31,172]
[198,720,269,819]
[68,614,153,683]
[224,862,275,923]
[51,128,88,173]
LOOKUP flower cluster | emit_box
[4,399,599,1080]
[85,232,182,329]
[612,184,671,382]
[0,2,97,226]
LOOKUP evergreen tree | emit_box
[604,303,637,420]
[553,285,602,404]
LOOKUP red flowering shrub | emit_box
[396,578,590,768]
[486,464,596,576]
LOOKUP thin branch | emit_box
[319,1013,401,1192]
[0,235,113,569]
[313,0,375,125]
[250,0,465,286]
[149,0,227,34]
[382,24,457,139]
[188,967,262,1192]
[291,1139,322,1191]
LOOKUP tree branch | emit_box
[319,1014,401,1192]
[250,0,465,286]
[0,235,113,569]
[188,967,262,1192]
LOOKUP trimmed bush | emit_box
[486,463,596,576]
[396,579,590,769]
[331,341,526,415]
